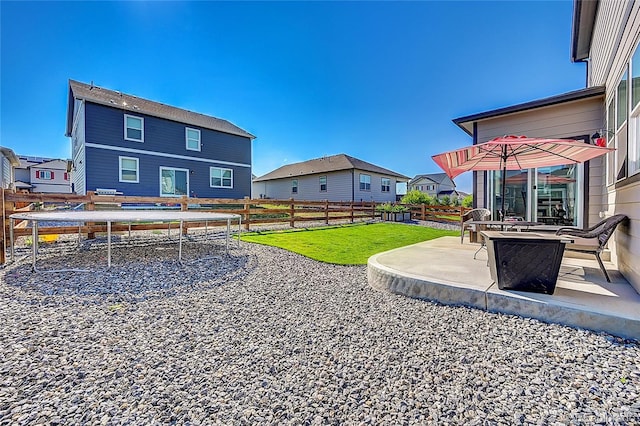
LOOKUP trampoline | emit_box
[9,210,241,271]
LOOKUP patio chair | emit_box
[555,214,628,282]
[461,208,491,243]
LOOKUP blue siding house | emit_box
[65,80,255,198]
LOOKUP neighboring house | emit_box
[253,154,409,202]
[13,156,72,193]
[65,79,255,198]
[408,173,459,198]
[451,0,639,293]
[0,147,19,189]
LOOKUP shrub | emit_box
[400,190,435,205]
[462,194,473,207]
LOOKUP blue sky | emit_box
[1,1,585,193]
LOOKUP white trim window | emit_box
[210,167,233,188]
[319,176,327,192]
[292,179,298,194]
[381,177,391,192]
[630,42,640,176]
[186,128,201,151]
[160,167,189,197]
[615,69,629,181]
[606,98,615,185]
[35,170,53,180]
[124,114,144,142]
[359,174,371,191]
[119,156,139,183]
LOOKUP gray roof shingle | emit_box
[253,154,409,182]
[67,80,255,139]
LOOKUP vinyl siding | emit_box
[1,156,10,188]
[85,103,251,165]
[473,97,605,224]
[71,102,86,195]
[85,146,250,198]
[589,0,640,292]
[254,169,399,202]
[81,101,252,198]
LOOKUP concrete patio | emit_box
[368,236,640,341]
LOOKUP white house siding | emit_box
[473,97,605,225]
[1,156,10,188]
[30,160,71,194]
[588,0,640,293]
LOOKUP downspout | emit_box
[351,169,355,202]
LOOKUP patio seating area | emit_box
[368,236,640,341]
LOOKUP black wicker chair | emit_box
[555,214,628,282]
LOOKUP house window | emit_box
[616,69,629,181]
[119,156,139,183]
[359,174,371,191]
[292,179,298,194]
[36,170,53,180]
[607,98,615,185]
[124,114,144,142]
[210,167,233,188]
[319,176,327,192]
[160,167,188,197]
[630,44,640,176]
[381,178,391,192]
[186,128,201,151]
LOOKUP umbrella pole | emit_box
[501,145,507,222]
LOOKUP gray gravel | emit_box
[1,231,639,425]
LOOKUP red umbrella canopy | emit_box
[432,135,614,179]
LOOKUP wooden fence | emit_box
[0,189,469,263]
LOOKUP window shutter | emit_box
[36,170,40,178]
[51,171,55,179]
[64,172,68,180]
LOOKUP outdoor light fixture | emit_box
[591,130,614,147]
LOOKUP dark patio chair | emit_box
[555,214,628,282]
[461,208,491,243]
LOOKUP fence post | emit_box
[371,202,376,220]
[350,201,355,223]
[324,200,329,225]
[421,203,426,221]
[289,198,295,228]
[86,191,96,239]
[181,196,188,235]
[243,196,250,231]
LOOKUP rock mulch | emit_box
[1,232,639,425]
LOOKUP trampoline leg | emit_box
[32,222,38,271]
[107,221,112,268]
[179,221,183,262]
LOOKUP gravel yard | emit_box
[1,230,639,425]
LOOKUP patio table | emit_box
[9,210,241,272]
[481,231,574,294]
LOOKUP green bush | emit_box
[400,190,435,205]
[375,203,409,213]
[462,194,473,208]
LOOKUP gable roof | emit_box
[253,154,409,182]
[408,173,452,186]
[66,79,255,140]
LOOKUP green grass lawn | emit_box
[240,222,458,265]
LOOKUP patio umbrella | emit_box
[431,135,613,220]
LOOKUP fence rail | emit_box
[1,189,469,263]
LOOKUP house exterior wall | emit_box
[1,155,11,188]
[409,178,438,196]
[587,0,640,292]
[80,102,252,198]
[254,169,400,202]
[29,160,71,193]
[71,99,86,194]
[473,97,605,225]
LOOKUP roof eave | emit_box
[453,86,606,135]
[571,0,599,62]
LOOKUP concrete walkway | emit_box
[368,236,640,340]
